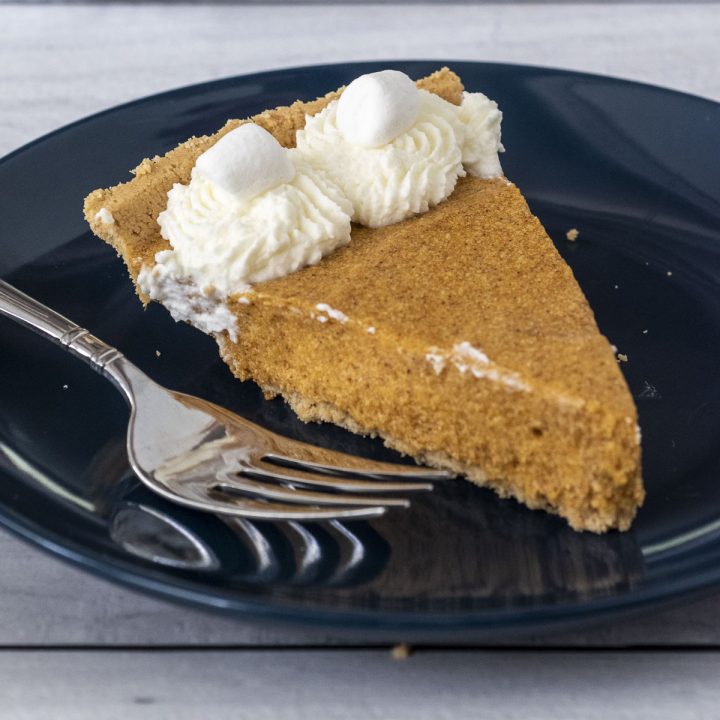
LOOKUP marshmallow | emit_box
[336,70,420,148]
[194,123,295,201]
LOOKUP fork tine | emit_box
[149,476,388,520]
[214,472,411,508]
[209,498,387,521]
[241,460,433,493]
[263,448,454,481]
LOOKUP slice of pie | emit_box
[84,68,643,532]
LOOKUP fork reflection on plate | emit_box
[0,279,452,521]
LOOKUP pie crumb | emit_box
[617,353,628,363]
[155,350,161,357]
[667,271,673,277]
[566,228,579,241]
[391,643,412,660]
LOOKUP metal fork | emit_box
[0,280,451,520]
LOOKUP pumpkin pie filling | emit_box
[84,67,644,533]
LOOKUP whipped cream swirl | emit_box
[151,154,351,293]
[458,91,504,178]
[296,75,504,228]
[138,126,352,337]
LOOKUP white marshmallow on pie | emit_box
[194,123,295,201]
[336,70,420,148]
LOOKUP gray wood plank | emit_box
[1,648,719,719]
[2,3,719,160]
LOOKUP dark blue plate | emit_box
[1,61,719,639]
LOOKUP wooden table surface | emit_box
[2,3,720,717]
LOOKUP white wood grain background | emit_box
[2,3,720,716]
[2,2,719,156]
[3,650,720,720]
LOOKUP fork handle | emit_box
[0,279,142,400]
